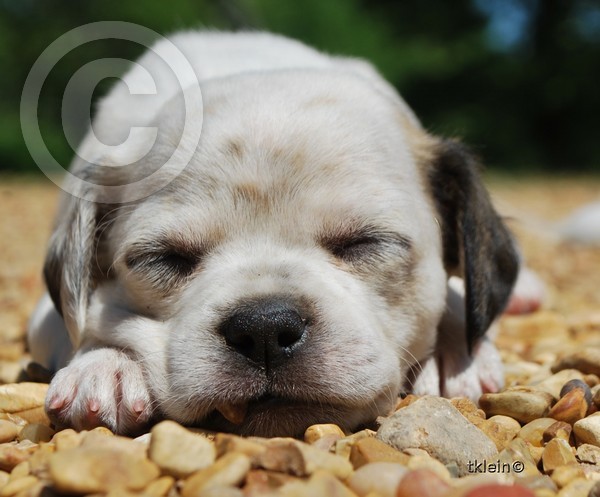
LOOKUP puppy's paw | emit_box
[504,266,545,315]
[411,336,504,401]
[46,348,153,434]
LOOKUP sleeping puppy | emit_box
[27,31,519,437]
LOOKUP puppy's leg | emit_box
[412,277,504,400]
[27,293,73,373]
[45,346,153,435]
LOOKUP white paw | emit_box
[411,336,504,401]
[46,348,153,434]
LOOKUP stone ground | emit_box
[0,176,599,497]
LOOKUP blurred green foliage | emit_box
[1,0,599,173]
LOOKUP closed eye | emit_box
[322,229,412,263]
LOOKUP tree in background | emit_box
[1,0,598,173]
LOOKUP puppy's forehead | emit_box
[124,71,429,237]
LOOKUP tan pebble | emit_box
[533,370,585,399]
[0,422,18,444]
[0,384,48,414]
[584,375,600,387]
[407,455,451,481]
[257,438,352,478]
[543,421,572,443]
[6,408,49,427]
[346,462,407,497]
[575,443,600,464]
[304,424,344,444]
[49,448,160,493]
[302,470,358,497]
[451,397,487,427]
[479,387,555,423]
[311,433,342,452]
[542,439,577,473]
[335,430,376,459]
[556,477,595,496]
[80,431,146,457]
[243,469,299,496]
[349,437,409,469]
[51,429,82,451]
[504,439,542,476]
[402,448,429,457]
[0,471,8,487]
[181,453,250,497]
[16,425,54,444]
[515,474,557,492]
[549,389,590,425]
[481,415,521,451]
[197,486,244,497]
[534,489,559,497]
[519,419,558,447]
[133,433,152,445]
[396,468,450,497]
[27,444,54,479]
[529,445,545,465]
[0,343,25,362]
[88,426,114,436]
[0,443,35,472]
[553,350,600,376]
[9,461,29,480]
[144,476,175,497]
[574,412,600,446]
[551,464,585,488]
[0,475,38,497]
[149,420,215,479]
[395,394,419,411]
[214,434,266,459]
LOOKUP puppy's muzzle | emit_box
[219,297,308,368]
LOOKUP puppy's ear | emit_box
[43,195,100,347]
[427,139,519,351]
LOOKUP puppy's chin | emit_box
[198,396,383,438]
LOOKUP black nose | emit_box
[219,298,308,367]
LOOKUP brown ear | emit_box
[427,139,519,351]
[43,195,100,347]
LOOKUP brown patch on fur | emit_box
[233,182,270,210]
[223,138,245,160]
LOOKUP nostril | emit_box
[278,330,302,348]
[227,333,254,353]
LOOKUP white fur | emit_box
[29,31,509,435]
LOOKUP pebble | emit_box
[555,478,596,497]
[548,388,590,425]
[214,433,267,459]
[0,442,36,472]
[0,384,48,414]
[335,430,376,459]
[552,350,600,376]
[181,453,251,497]
[543,421,573,443]
[16,424,54,444]
[296,470,358,497]
[349,437,409,468]
[451,398,486,428]
[532,371,586,400]
[479,387,555,424]
[144,476,175,497]
[258,438,353,479]
[346,462,407,497]
[48,447,160,493]
[550,464,584,489]
[573,412,600,446]
[481,415,521,451]
[0,474,38,497]
[0,421,17,444]
[576,444,600,464]
[243,469,298,496]
[51,429,82,451]
[395,468,450,497]
[463,483,536,497]
[148,420,216,478]
[407,455,451,481]
[377,396,497,476]
[519,418,557,447]
[541,439,576,473]
[304,424,345,444]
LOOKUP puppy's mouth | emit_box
[204,394,350,437]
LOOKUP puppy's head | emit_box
[45,70,518,436]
